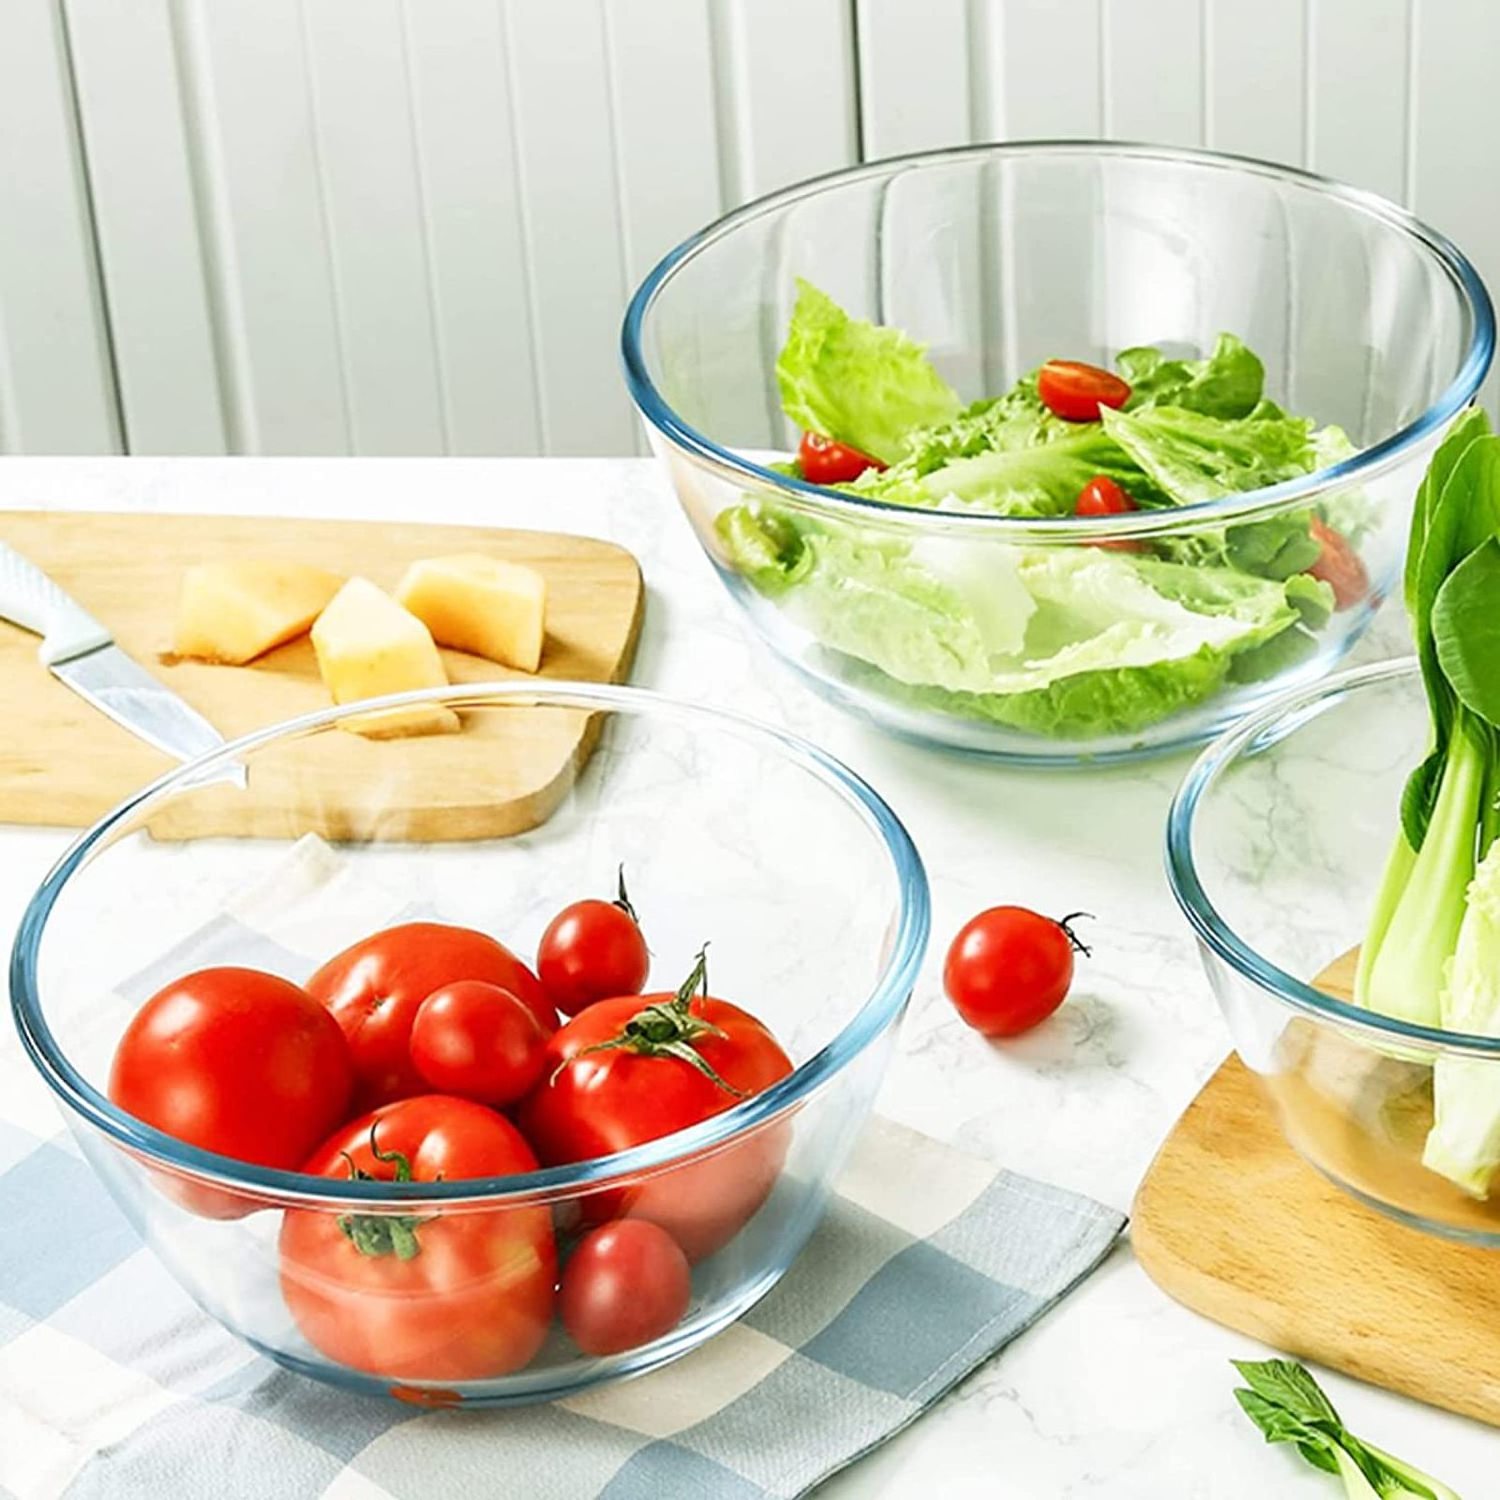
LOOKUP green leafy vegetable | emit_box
[1355,413,1500,1039]
[1232,1358,1460,1498]
[1118,332,1265,418]
[775,279,960,463]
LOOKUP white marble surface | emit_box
[0,457,1488,1498]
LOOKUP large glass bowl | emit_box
[9,683,929,1404]
[623,142,1493,763]
[1167,658,1500,1244]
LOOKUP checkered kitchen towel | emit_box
[0,838,1124,1500]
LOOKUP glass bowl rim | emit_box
[1166,655,1500,1058]
[621,138,1495,543]
[9,680,932,1206]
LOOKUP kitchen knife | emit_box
[0,539,226,764]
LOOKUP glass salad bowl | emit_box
[9,683,929,1404]
[1168,658,1500,1245]
[622,142,1493,762]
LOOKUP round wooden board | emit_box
[1133,950,1500,1427]
[0,512,644,841]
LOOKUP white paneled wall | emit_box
[0,0,1494,456]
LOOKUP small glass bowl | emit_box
[10,682,929,1403]
[623,142,1493,762]
[1167,657,1500,1244]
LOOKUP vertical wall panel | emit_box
[400,0,540,456]
[855,0,972,158]
[177,0,349,453]
[503,0,634,455]
[1410,0,1500,411]
[1204,0,1307,165]
[0,1,119,454]
[1306,0,1409,203]
[300,0,445,455]
[982,0,1103,139]
[63,0,226,454]
[1102,0,1204,146]
[711,0,858,203]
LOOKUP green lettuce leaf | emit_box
[1118,333,1265,419]
[715,505,1311,736]
[775,280,960,463]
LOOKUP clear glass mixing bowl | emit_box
[10,683,929,1404]
[1168,658,1500,1245]
[623,142,1493,762]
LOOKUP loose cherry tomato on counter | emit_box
[797,431,887,485]
[1307,517,1369,610]
[537,868,650,1017]
[560,1219,693,1357]
[409,980,549,1107]
[307,922,555,1109]
[108,966,353,1219]
[279,1095,556,1382]
[1074,474,1145,553]
[1037,360,1131,422]
[944,907,1091,1038]
[520,950,794,1261]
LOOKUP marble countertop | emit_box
[0,457,1488,1498]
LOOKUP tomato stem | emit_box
[334,1124,432,1261]
[554,946,746,1097]
[614,863,640,925]
[1056,912,1094,958]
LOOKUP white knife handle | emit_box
[0,540,113,665]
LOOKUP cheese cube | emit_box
[174,560,343,664]
[394,554,547,672]
[310,578,460,739]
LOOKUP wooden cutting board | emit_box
[0,512,643,841]
[1134,950,1500,1426]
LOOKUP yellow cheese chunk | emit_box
[174,560,343,665]
[310,578,459,739]
[394,554,547,672]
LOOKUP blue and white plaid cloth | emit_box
[0,840,1124,1499]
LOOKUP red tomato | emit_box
[409,981,548,1107]
[1307,518,1368,610]
[1037,360,1131,422]
[797,431,887,485]
[560,1220,692,1357]
[109,967,353,1219]
[519,952,793,1261]
[279,1095,556,1382]
[1075,474,1145,553]
[307,923,556,1109]
[944,907,1090,1038]
[537,871,649,1017]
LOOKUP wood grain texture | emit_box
[0,512,642,841]
[1134,949,1500,1427]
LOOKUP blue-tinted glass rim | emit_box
[10,681,932,1205]
[621,139,1494,541]
[1166,656,1500,1058]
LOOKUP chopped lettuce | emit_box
[775,280,960,463]
[1118,333,1265,419]
[716,505,1317,736]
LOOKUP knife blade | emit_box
[0,538,226,764]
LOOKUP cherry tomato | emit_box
[944,907,1090,1038]
[560,1220,692,1357]
[1037,360,1131,422]
[1307,517,1368,610]
[307,923,556,1109]
[537,871,650,1017]
[1074,474,1145,553]
[109,967,353,1219]
[797,431,887,485]
[279,1095,556,1382]
[519,951,793,1261]
[409,981,548,1107]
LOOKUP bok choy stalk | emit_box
[1233,1359,1461,1498]
[1354,407,1500,1195]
